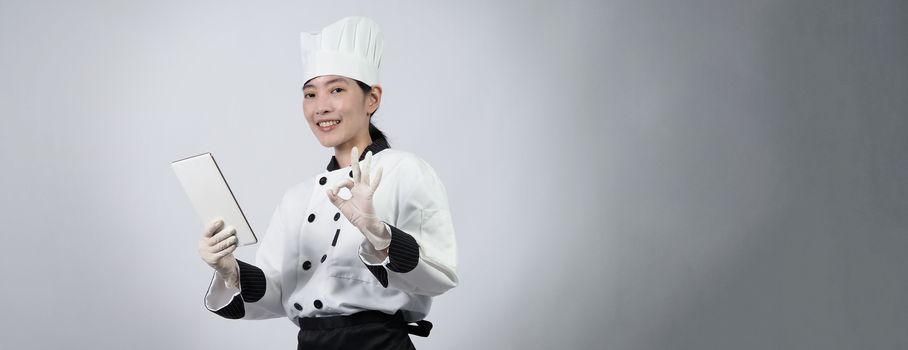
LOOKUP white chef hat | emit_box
[300,16,383,86]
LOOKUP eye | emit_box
[331,87,344,94]
[304,92,315,98]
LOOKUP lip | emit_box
[317,120,341,132]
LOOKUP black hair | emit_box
[355,79,389,145]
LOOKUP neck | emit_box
[334,133,373,168]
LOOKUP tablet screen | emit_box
[172,153,257,246]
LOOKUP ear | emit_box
[367,84,382,115]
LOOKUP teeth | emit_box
[318,120,340,127]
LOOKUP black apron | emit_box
[297,310,433,350]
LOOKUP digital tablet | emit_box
[171,152,257,246]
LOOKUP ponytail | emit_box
[369,122,387,143]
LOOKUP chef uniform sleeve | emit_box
[203,197,289,319]
[358,158,459,296]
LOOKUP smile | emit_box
[318,120,341,132]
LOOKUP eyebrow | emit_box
[303,77,347,90]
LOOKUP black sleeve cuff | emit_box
[212,294,246,319]
[236,259,266,302]
[365,264,389,288]
[361,223,420,287]
[207,260,266,319]
[385,223,419,273]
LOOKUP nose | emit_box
[313,94,332,116]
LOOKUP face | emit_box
[302,75,380,148]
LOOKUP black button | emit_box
[333,212,340,221]
[302,261,311,270]
[332,229,340,246]
[313,300,323,309]
[308,213,315,222]
[294,303,302,311]
[319,176,327,185]
[349,170,353,177]
[321,254,327,263]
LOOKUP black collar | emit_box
[325,136,391,171]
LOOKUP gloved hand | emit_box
[326,146,392,251]
[198,218,240,288]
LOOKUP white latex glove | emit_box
[198,218,240,288]
[326,146,391,250]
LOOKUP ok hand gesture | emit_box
[325,146,391,250]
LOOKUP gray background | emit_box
[1,0,906,349]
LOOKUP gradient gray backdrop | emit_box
[1,0,906,349]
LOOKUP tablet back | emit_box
[171,153,257,246]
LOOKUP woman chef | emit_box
[196,16,458,349]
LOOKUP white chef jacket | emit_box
[203,137,458,324]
